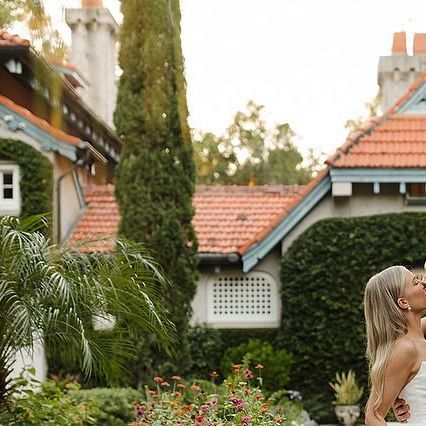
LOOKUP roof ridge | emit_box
[325,115,386,166]
[386,69,426,116]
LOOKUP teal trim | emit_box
[241,175,331,272]
[0,104,78,161]
[330,168,426,183]
[399,82,426,114]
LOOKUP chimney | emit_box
[392,31,407,55]
[82,0,102,7]
[65,2,117,127]
[414,33,426,55]
[378,32,421,112]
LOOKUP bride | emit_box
[364,265,426,425]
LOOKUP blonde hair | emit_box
[364,265,410,417]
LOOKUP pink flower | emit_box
[241,415,252,425]
[229,397,245,412]
[243,369,254,379]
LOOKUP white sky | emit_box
[35,1,426,156]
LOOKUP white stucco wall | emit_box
[281,183,426,254]
[10,339,47,383]
[192,249,282,328]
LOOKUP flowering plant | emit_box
[129,365,288,425]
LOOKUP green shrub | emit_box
[220,339,293,392]
[0,371,95,425]
[277,212,426,423]
[0,139,52,218]
[72,388,142,426]
[185,323,225,378]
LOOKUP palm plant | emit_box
[0,215,175,407]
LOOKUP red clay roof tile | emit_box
[68,184,312,255]
[0,95,82,146]
[0,30,30,47]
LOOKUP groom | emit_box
[393,316,426,422]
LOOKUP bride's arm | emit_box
[365,340,416,425]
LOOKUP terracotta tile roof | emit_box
[68,183,322,255]
[0,30,30,47]
[68,185,119,253]
[0,95,82,146]
[326,71,426,168]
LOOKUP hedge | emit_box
[276,212,426,422]
[0,139,52,218]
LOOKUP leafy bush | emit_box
[0,139,52,218]
[277,213,426,422]
[0,370,95,425]
[130,368,288,425]
[72,387,142,426]
[220,339,293,392]
[185,323,225,378]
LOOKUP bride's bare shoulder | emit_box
[389,337,418,369]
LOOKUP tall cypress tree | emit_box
[114,0,198,383]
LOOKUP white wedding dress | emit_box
[388,362,426,424]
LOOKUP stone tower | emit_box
[378,32,426,112]
[65,0,118,127]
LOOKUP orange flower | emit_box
[161,381,171,387]
[182,404,193,413]
[255,364,264,369]
[189,385,201,391]
[172,391,182,397]
[210,371,219,378]
[171,375,182,381]
[153,376,163,383]
[177,384,186,389]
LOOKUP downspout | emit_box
[56,158,85,244]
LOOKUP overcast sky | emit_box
[40,0,426,157]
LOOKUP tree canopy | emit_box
[193,101,321,185]
[0,0,68,62]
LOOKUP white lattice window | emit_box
[207,272,278,324]
[0,164,20,215]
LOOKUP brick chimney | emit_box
[414,33,426,55]
[65,0,117,127]
[378,32,425,112]
[82,0,102,7]
[391,31,407,55]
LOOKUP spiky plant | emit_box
[329,370,364,405]
[0,215,174,407]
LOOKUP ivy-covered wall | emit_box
[276,212,426,422]
[0,139,52,217]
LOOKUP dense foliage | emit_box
[193,101,321,185]
[0,371,95,425]
[0,1,68,61]
[0,139,52,218]
[276,212,426,422]
[184,324,225,379]
[221,339,293,393]
[114,0,198,385]
[0,216,173,404]
[73,387,143,426]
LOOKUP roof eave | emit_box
[241,173,331,272]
